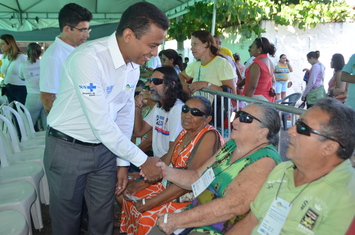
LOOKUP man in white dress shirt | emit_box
[44,2,169,235]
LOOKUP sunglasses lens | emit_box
[190,108,204,117]
[151,78,163,85]
[236,111,253,123]
[296,120,310,136]
[182,105,189,113]
[182,105,204,116]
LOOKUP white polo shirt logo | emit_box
[79,83,97,96]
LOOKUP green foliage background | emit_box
[168,0,354,41]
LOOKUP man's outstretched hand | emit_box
[140,157,162,182]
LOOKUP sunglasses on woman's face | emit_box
[230,111,262,124]
[182,105,206,117]
[295,119,345,149]
[149,78,164,85]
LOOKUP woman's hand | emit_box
[156,161,170,178]
[156,213,177,234]
[134,198,154,213]
[189,81,209,93]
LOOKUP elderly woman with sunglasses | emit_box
[120,96,224,235]
[151,103,282,235]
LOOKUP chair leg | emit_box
[282,113,288,131]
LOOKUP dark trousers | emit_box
[44,133,117,235]
[5,84,27,105]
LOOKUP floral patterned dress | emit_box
[120,125,223,235]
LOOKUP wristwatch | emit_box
[207,82,212,88]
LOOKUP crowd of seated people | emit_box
[126,97,355,235]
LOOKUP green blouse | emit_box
[187,139,282,235]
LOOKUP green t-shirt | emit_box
[251,160,355,235]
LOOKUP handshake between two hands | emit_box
[140,156,168,182]
[115,156,167,195]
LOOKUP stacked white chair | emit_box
[0,210,29,235]
[12,101,46,138]
[1,105,45,149]
[0,182,37,235]
[0,114,45,231]
[0,114,49,205]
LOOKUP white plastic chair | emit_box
[12,101,46,138]
[0,116,45,231]
[0,105,45,149]
[0,114,49,205]
[0,210,29,235]
[0,182,38,235]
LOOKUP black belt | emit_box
[48,127,102,147]
[6,84,24,87]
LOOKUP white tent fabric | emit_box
[0,0,207,32]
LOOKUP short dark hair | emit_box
[312,98,355,160]
[116,2,169,39]
[192,30,218,56]
[254,103,281,145]
[331,53,345,72]
[58,3,93,32]
[159,49,183,71]
[279,54,286,60]
[254,37,276,57]
[153,66,188,112]
[27,43,42,64]
[307,50,320,60]
[233,53,241,61]
[190,96,212,117]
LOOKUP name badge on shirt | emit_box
[258,197,291,235]
[192,167,215,198]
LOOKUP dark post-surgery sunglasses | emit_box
[296,119,345,149]
[182,105,206,117]
[230,111,262,124]
[149,78,164,85]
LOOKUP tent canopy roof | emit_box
[0,0,205,41]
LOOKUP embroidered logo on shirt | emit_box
[300,208,318,231]
[126,84,134,91]
[79,83,97,96]
[106,85,113,94]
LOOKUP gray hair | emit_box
[312,98,355,159]
[190,96,212,117]
[254,103,281,145]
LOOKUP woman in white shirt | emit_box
[0,34,27,104]
[19,43,46,130]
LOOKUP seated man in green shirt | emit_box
[227,97,355,235]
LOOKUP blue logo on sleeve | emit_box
[79,83,97,96]
[106,85,113,94]
[87,83,96,92]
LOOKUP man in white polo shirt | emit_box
[40,3,92,114]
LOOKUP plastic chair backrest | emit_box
[0,131,10,167]
[276,92,302,107]
[13,101,37,137]
[0,114,21,153]
[1,105,28,142]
